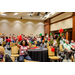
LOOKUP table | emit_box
[28,48,48,62]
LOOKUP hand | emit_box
[27,39,29,43]
[16,39,18,43]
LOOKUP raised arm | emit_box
[27,39,31,49]
[16,39,20,48]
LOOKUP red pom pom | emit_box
[59,28,63,33]
[51,47,55,52]
[17,35,22,41]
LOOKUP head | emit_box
[53,35,57,39]
[71,40,74,43]
[42,40,44,44]
[66,40,69,44]
[6,37,8,39]
[9,37,11,38]
[20,39,28,46]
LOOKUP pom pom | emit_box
[59,28,63,33]
[51,47,55,52]
[17,35,22,41]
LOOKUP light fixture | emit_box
[1,14,6,16]
[1,12,5,14]
[14,13,18,15]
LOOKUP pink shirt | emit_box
[19,45,29,55]
[48,38,50,41]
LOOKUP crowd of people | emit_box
[0,33,75,62]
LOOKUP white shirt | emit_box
[0,38,3,44]
[37,38,41,42]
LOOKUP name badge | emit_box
[21,51,24,53]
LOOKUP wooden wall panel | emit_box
[44,19,50,37]
[72,14,75,41]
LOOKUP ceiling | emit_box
[0,12,61,21]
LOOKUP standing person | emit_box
[16,39,31,62]
[0,36,3,46]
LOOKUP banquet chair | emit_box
[11,56,15,62]
[34,41,37,44]
[47,42,49,48]
[23,59,38,62]
[71,55,75,62]
[2,41,6,46]
[47,46,60,62]
[11,46,19,62]
[31,45,36,47]
[59,44,64,52]
[10,42,15,47]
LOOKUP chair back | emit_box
[11,46,19,54]
[59,44,63,51]
[10,42,15,47]
[31,45,36,47]
[47,46,55,56]
[34,41,37,44]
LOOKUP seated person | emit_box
[16,39,31,62]
[31,39,35,45]
[63,40,74,60]
[0,36,3,46]
[60,37,65,45]
[0,47,12,62]
[70,40,75,50]
[40,40,47,48]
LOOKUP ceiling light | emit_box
[1,12,5,14]
[14,13,18,15]
[1,14,6,16]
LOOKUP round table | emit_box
[28,48,48,62]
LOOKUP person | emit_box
[48,36,50,42]
[45,37,48,43]
[0,46,12,62]
[50,35,59,56]
[16,39,31,62]
[40,40,47,48]
[70,40,75,47]
[34,36,37,41]
[60,37,65,45]
[0,36,3,46]
[31,39,35,45]
[8,37,11,45]
[36,37,41,46]
[63,40,74,60]
[37,37,41,43]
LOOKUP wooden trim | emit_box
[51,16,72,24]
[44,24,49,26]
[50,12,65,19]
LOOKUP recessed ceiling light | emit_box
[14,13,18,15]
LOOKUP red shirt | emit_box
[13,37,16,41]
[6,39,9,42]
[48,38,50,41]
[8,38,11,42]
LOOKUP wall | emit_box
[50,12,73,31]
[0,17,44,37]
